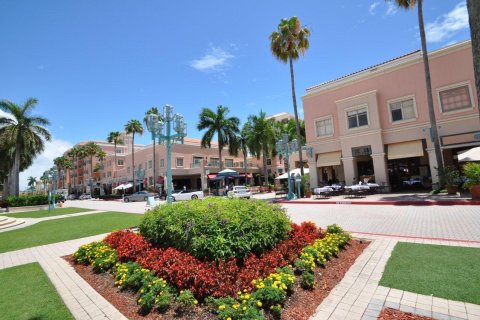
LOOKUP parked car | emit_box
[171,189,204,201]
[67,194,78,200]
[79,193,92,200]
[227,186,251,199]
[124,191,158,202]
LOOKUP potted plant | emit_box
[443,166,461,195]
[463,162,480,200]
[302,174,311,198]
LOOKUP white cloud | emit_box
[19,138,73,190]
[385,2,398,16]
[369,1,381,15]
[425,2,468,43]
[190,46,234,72]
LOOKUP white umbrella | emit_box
[217,169,237,176]
[458,147,480,162]
[113,184,126,190]
[275,168,309,180]
[124,183,133,189]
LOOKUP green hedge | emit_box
[139,198,291,261]
[5,194,61,207]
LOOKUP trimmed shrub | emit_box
[139,197,291,261]
[5,194,60,207]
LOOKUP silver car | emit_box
[124,191,157,202]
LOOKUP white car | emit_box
[79,193,92,200]
[171,190,204,201]
[227,186,251,199]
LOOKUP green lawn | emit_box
[380,242,480,305]
[0,212,142,253]
[0,262,73,320]
[4,207,93,219]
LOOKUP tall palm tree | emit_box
[76,146,88,192]
[67,147,79,193]
[197,105,240,171]
[239,123,251,185]
[53,156,72,189]
[467,0,480,112]
[107,131,124,180]
[246,111,276,186]
[144,107,161,189]
[125,119,144,190]
[388,0,444,185]
[84,142,101,191]
[0,98,51,196]
[40,171,49,194]
[270,16,310,177]
[27,176,36,192]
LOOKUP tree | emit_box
[84,142,101,191]
[67,147,80,193]
[27,176,36,192]
[467,0,480,112]
[40,171,49,194]
[143,107,161,189]
[76,146,88,192]
[270,16,310,177]
[274,118,306,143]
[0,98,51,196]
[230,123,252,186]
[125,119,144,190]
[389,0,444,185]
[53,156,73,189]
[246,111,276,186]
[197,105,240,170]
[107,131,124,181]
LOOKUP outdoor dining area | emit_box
[311,182,381,199]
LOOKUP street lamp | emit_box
[145,104,187,204]
[275,134,299,200]
[48,166,58,210]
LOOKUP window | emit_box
[389,98,416,122]
[116,149,123,154]
[315,118,333,137]
[225,159,234,167]
[239,161,244,168]
[266,159,272,166]
[193,157,203,168]
[117,159,124,166]
[439,84,472,113]
[160,159,164,167]
[210,157,219,167]
[176,158,184,167]
[107,171,111,177]
[347,107,368,129]
[148,160,152,169]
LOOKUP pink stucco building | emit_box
[303,40,479,190]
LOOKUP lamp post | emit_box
[145,104,187,204]
[275,134,299,200]
[48,166,58,210]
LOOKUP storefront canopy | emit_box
[275,168,309,180]
[388,140,424,160]
[458,146,480,162]
[316,151,342,167]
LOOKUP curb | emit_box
[277,200,480,206]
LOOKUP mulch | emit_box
[65,239,369,320]
[377,308,434,320]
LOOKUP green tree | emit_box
[76,146,88,193]
[53,156,73,189]
[40,171,49,194]
[67,147,80,193]
[388,0,444,185]
[197,105,240,170]
[27,176,36,192]
[230,123,252,185]
[125,119,144,190]
[270,16,310,176]
[246,111,276,186]
[107,131,124,180]
[83,142,101,190]
[467,0,480,112]
[143,107,162,189]
[0,98,51,196]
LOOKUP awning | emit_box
[388,140,424,160]
[458,147,480,162]
[316,151,342,167]
[207,174,217,179]
[275,168,310,180]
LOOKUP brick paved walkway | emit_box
[311,234,480,320]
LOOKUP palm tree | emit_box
[197,105,240,171]
[27,176,37,193]
[467,0,480,112]
[84,142,101,191]
[53,156,72,189]
[0,98,51,196]
[246,111,276,186]
[144,107,161,189]
[388,0,444,185]
[270,16,310,177]
[76,146,88,193]
[107,131,124,180]
[40,171,49,194]
[125,119,144,190]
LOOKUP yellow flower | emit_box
[227,318,232,320]
[243,306,247,311]
[194,300,198,305]
[219,305,225,310]
[257,301,262,307]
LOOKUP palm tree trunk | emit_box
[153,140,156,190]
[132,133,135,191]
[418,0,445,186]
[219,145,223,171]
[114,142,117,181]
[90,156,94,193]
[467,0,480,112]
[244,152,248,186]
[11,143,21,196]
[263,148,268,187]
[289,57,305,176]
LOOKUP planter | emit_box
[446,185,458,195]
[470,185,480,200]
[305,191,312,198]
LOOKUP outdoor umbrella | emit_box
[113,184,126,190]
[458,147,480,162]
[275,168,309,180]
[217,169,237,176]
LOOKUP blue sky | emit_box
[0,0,471,188]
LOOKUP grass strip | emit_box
[380,242,480,305]
[4,207,93,219]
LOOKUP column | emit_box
[342,156,357,185]
[308,157,318,188]
[371,152,389,186]
[427,148,439,187]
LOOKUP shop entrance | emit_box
[352,146,374,183]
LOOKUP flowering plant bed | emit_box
[69,199,369,319]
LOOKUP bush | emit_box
[139,197,292,261]
[301,271,315,290]
[5,194,60,207]
[176,290,196,313]
[73,241,117,272]
[463,162,480,188]
[326,224,344,234]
